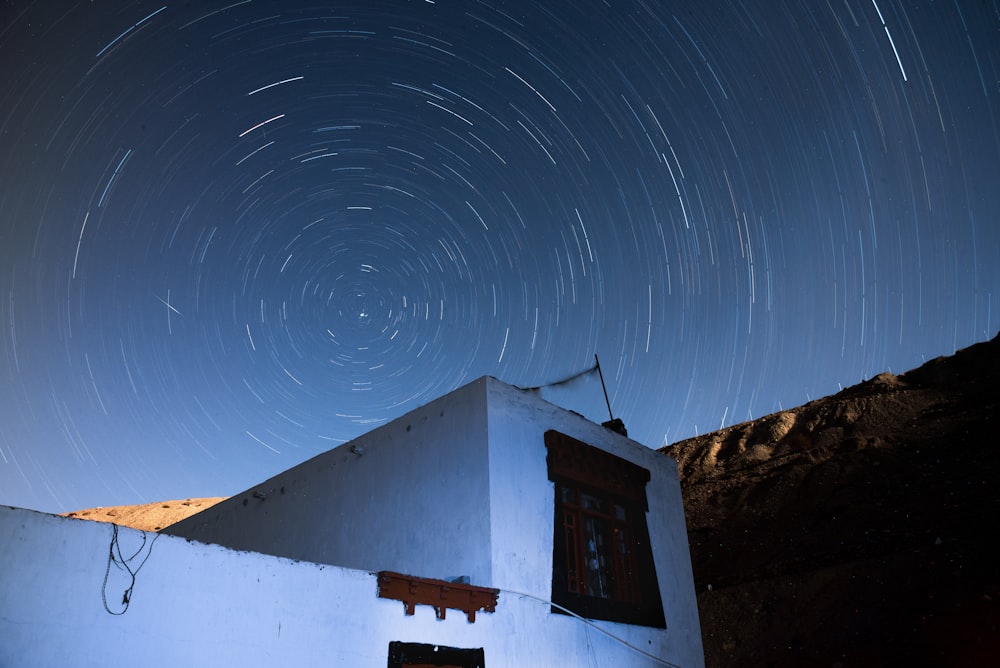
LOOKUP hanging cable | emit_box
[102,523,159,615]
[496,587,684,668]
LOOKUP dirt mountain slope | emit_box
[63,497,225,532]
[665,333,1000,667]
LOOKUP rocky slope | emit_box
[664,333,1000,667]
[63,497,225,532]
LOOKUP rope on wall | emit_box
[496,587,685,668]
[102,523,159,615]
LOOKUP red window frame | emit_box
[557,483,641,603]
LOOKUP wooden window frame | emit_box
[545,430,666,628]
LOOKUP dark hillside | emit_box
[665,333,1000,667]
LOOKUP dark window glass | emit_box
[387,641,484,668]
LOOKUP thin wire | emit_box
[496,587,683,668]
[102,523,159,615]
[585,618,599,668]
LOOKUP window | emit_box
[387,641,485,668]
[545,430,666,628]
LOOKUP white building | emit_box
[0,376,703,667]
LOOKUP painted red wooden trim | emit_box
[377,571,499,623]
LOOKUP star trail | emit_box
[1,1,998,513]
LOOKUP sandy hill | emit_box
[63,497,226,532]
[665,332,1000,667]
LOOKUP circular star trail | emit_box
[1,1,997,512]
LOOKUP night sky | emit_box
[1,1,997,514]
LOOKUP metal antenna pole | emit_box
[595,354,614,422]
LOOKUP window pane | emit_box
[612,524,638,602]
[580,492,607,513]
[583,515,611,599]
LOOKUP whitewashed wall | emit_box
[150,375,702,666]
[163,379,493,585]
[0,506,692,667]
[482,377,704,668]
